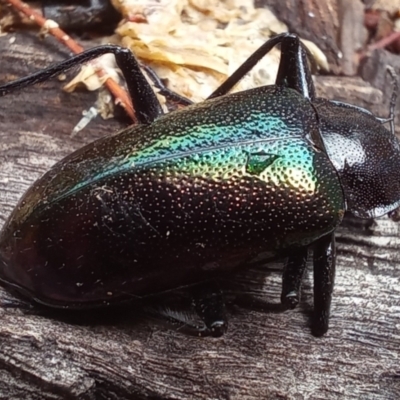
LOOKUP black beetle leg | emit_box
[0,296,34,311]
[312,233,336,336]
[207,33,315,100]
[191,282,227,338]
[275,34,315,100]
[386,66,398,135]
[147,282,228,337]
[0,45,163,124]
[281,247,308,309]
[207,33,291,99]
[376,66,398,135]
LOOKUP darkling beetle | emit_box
[1,33,400,337]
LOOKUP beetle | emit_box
[1,33,400,337]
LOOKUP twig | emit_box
[4,0,136,122]
[368,31,400,52]
[359,31,400,61]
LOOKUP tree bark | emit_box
[258,0,342,74]
[0,32,400,400]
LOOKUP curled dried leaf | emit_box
[114,0,288,102]
[67,0,329,115]
[63,54,121,92]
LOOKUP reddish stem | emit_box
[5,0,136,122]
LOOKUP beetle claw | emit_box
[281,292,299,310]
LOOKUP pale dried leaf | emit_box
[371,0,400,14]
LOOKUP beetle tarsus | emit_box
[145,305,216,337]
[0,296,34,311]
[281,248,308,310]
[191,282,227,338]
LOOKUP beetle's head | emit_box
[315,99,400,218]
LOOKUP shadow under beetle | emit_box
[1,33,400,337]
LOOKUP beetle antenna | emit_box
[377,66,398,135]
[387,66,398,135]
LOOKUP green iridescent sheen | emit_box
[47,87,312,195]
[12,85,343,248]
[1,82,346,308]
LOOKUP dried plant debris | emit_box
[365,0,400,54]
[0,0,329,117]
[63,54,121,93]
[94,0,320,106]
[370,0,400,15]
[110,0,287,103]
[2,0,327,115]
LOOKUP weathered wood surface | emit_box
[259,0,343,74]
[1,32,400,400]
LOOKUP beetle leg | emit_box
[0,45,163,124]
[191,282,227,338]
[147,282,228,337]
[281,248,308,309]
[375,66,398,135]
[312,233,336,336]
[207,33,315,100]
[275,34,315,101]
[145,305,215,337]
[0,296,34,311]
[144,33,313,107]
[207,33,291,99]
